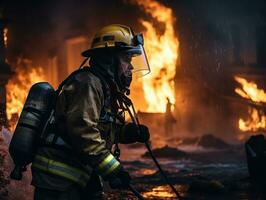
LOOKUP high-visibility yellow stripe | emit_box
[98,154,114,169]
[35,155,88,177]
[97,153,120,176]
[32,163,87,187]
[102,160,120,176]
[32,155,89,187]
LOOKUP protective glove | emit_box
[137,124,150,143]
[120,123,150,144]
[108,167,131,189]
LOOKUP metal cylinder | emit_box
[9,82,55,180]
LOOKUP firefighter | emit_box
[31,24,151,200]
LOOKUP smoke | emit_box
[3,0,143,64]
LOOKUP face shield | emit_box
[125,33,151,77]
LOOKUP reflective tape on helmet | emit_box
[97,153,120,176]
[32,155,89,187]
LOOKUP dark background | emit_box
[2,0,266,140]
[1,0,266,67]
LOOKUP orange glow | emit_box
[234,76,266,132]
[131,0,179,113]
[142,185,178,198]
[6,59,45,124]
[135,168,156,176]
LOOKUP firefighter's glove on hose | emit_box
[109,167,131,189]
[137,124,150,143]
[120,123,150,144]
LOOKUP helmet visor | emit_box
[126,45,151,77]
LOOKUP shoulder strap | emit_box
[40,67,90,139]
[56,67,89,94]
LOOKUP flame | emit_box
[6,58,46,125]
[238,108,266,132]
[131,0,179,113]
[235,76,266,103]
[3,27,8,48]
[234,76,266,132]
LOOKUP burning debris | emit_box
[239,108,266,132]
[234,76,266,132]
[235,76,266,103]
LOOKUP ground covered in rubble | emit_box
[0,129,262,200]
[104,143,259,200]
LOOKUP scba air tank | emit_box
[9,82,55,180]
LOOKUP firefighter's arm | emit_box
[64,78,120,179]
[119,122,150,144]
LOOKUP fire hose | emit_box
[128,184,145,200]
[119,94,182,200]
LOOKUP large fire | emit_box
[6,58,45,127]
[234,76,266,132]
[6,0,179,128]
[130,0,179,113]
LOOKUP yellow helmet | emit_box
[82,24,150,76]
[82,24,139,56]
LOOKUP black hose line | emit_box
[144,141,181,199]
[116,91,182,199]
[128,185,145,200]
[130,104,182,200]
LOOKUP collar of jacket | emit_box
[89,66,124,122]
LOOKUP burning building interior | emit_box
[0,0,266,199]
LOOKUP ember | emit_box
[3,28,8,48]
